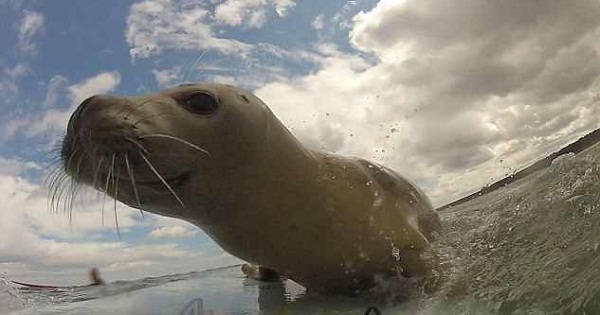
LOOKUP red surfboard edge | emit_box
[10,280,75,290]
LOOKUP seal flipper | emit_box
[241,264,282,281]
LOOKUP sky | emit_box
[1,0,600,284]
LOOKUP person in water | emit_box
[89,267,105,285]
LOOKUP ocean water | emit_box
[3,141,600,314]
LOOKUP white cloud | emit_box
[1,71,120,142]
[0,64,28,107]
[4,64,28,78]
[126,0,251,60]
[273,0,295,16]
[152,67,184,88]
[125,0,301,61]
[26,71,121,136]
[214,0,295,28]
[0,170,238,284]
[215,0,268,28]
[312,14,325,30]
[67,72,121,106]
[256,0,600,205]
[17,10,44,54]
[149,226,198,239]
[41,75,68,108]
[0,157,40,176]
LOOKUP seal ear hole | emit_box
[241,95,250,103]
[181,92,219,115]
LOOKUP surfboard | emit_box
[10,280,75,290]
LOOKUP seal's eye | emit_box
[181,92,219,115]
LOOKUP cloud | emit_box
[152,67,184,88]
[17,10,44,54]
[26,71,121,136]
[126,0,251,60]
[312,14,325,30]
[273,0,295,16]
[214,0,296,28]
[42,75,68,108]
[67,71,121,106]
[149,226,199,239]
[1,71,120,142]
[0,169,237,284]
[0,64,30,140]
[0,64,29,107]
[255,0,600,205]
[0,157,40,176]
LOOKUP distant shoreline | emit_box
[437,128,600,211]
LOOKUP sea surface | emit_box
[3,141,600,314]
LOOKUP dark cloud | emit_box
[525,44,600,105]
[260,0,600,203]
[352,0,600,54]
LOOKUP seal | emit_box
[59,83,441,295]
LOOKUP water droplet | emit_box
[372,197,383,208]
[359,251,369,260]
[391,245,401,261]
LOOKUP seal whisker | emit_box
[131,113,179,127]
[181,51,206,84]
[124,99,154,120]
[47,164,64,181]
[45,157,64,173]
[68,153,86,221]
[52,178,64,213]
[56,176,71,215]
[49,171,69,213]
[47,167,64,212]
[113,157,121,238]
[126,137,150,155]
[90,155,105,190]
[139,152,186,208]
[61,146,81,215]
[139,134,210,155]
[63,147,79,175]
[69,182,83,225]
[55,174,71,213]
[125,154,144,218]
[102,155,115,227]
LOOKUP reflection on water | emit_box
[177,298,204,315]
[2,265,404,314]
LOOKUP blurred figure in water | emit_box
[89,267,105,285]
